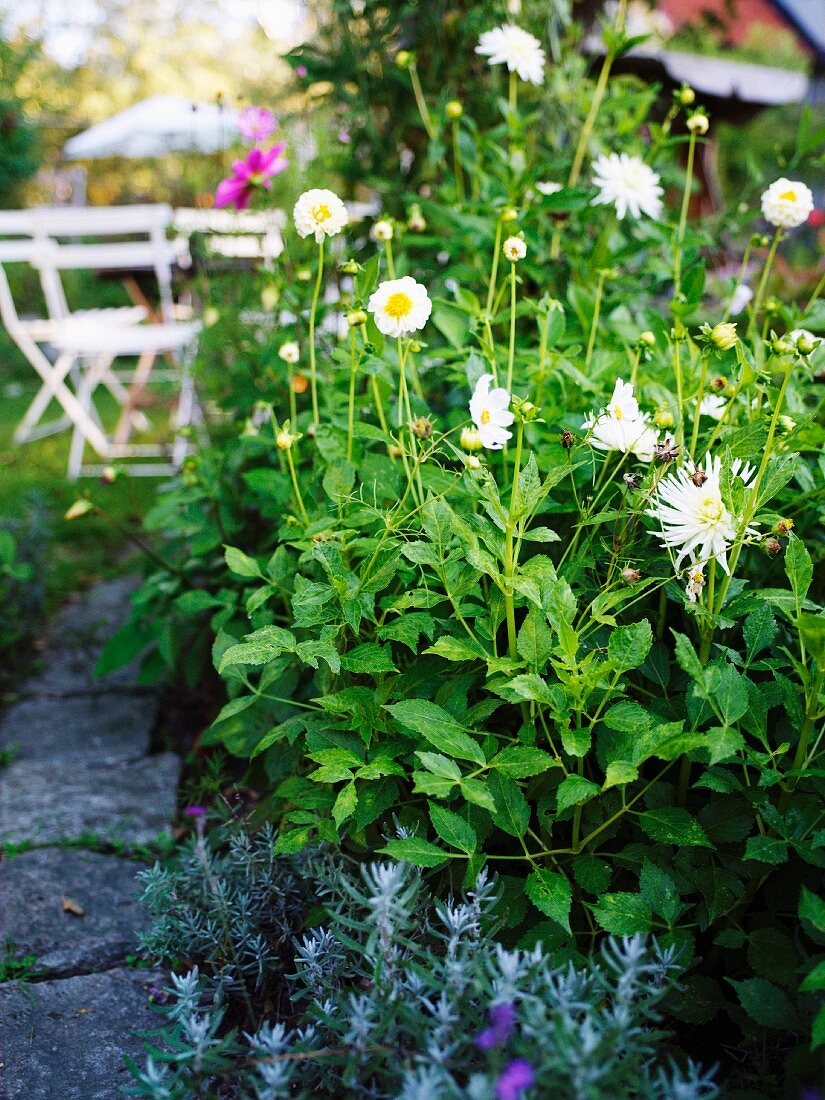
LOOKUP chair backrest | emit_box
[0,211,33,237]
[0,239,52,336]
[30,204,173,238]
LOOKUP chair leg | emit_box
[67,354,111,480]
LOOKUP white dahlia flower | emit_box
[368,276,432,338]
[648,453,758,574]
[278,341,300,364]
[293,189,348,243]
[581,379,658,462]
[760,178,813,230]
[469,373,515,450]
[591,153,664,221]
[503,236,527,262]
[476,25,545,85]
[697,394,727,420]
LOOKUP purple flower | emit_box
[496,1059,535,1100]
[237,106,276,144]
[215,144,288,210]
[476,1002,517,1050]
[184,805,207,817]
[295,64,308,78]
[338,130,351,144]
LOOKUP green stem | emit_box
[347,327,357,462]
[285,444,309,524]
[585,270,607,370]
[805,267,825,314]
[308,238,324,426]
[408,62,435,140]
[748,228,782,341]
[722,236,755,323]
[779,669,824,814]
[688,352,710,462]
[486,220,504,317]
[506,262,517,394]
[384,238,395,279]
[504,419,524,659]
[451,119,465,201]
[672,131,697,299]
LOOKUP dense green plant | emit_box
[0,494,49,653]
[101,0,825,1087]
[129,829,716,1098]
[0,36,40,206]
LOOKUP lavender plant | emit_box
[128,847,717,1099]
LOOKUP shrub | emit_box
[129,828,717,1098]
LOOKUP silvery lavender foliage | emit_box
[136,822,306,1004]
[128,850,718,1099]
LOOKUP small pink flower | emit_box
[237,106,276,144]
[214,144,288,210]
[295,64,308,78]
[338,130,351,144]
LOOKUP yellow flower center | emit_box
[481,408,491,425]
[779,190,797,202]
[612,404,623,420]
[697,491,724,524]
[311,203,332,223]
[384,291,413,319]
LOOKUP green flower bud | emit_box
[445,100,463,120]
[678,85,696,106]
[710,322,738,350]
[638,330,656,348]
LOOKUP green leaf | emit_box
[572,855,611,895]
[640,860,681,925]
[385,700,486,765]
[743,835,787,864]
[602,761,638,789]
[424,636,486,662]
[378,612,435,651]
[561,724,591,758]
[672,630,706,685]
[607,619,652,672]
[593,893,653,935]
[800,961,825,993]
[341,643,398,674]
[429,803,477,854]
[218,630,296,674]
[516,609,555,670]
[743,603,777,661]
[332,781,358,828]
[415,752,462,780]
[296,638,341,674]
[525,870,572,931]
[785,537,813,605]
[800,887,825,933]
[224,545,263,578]
[728,978,800,1031]
[458,777,497,811]
[489,772,530,837]
[556,774,600,813]
[490,746,555,778]
[379,836,449,867]
[714,664,749,725]
[638,808,712,847]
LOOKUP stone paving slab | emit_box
[0,849,148,977]
[0,966,164,1099]
[0,753,181,847]
[50,576,140,647]
[0,692,156,764]
[21,645,143,698]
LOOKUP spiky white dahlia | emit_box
[648,454,758,574]
[469,374,514,450]
[476,25,545,85]
[581,379,658,462]
[760,178,813,230]
[591,153,664,221]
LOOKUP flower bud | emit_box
[407,205,427,232]
[395,50,412,69]
[445,100,463,120]
[775,518,794,536]
[371,219,394,242]
[686,113,709,135]
[341,258,362,275]
[276,429,295,451]
[410,416,434,439]
[261,285,279,311]
[638,330,656,348]
[778,414,796,434]
[296,267,312,282]
[771,337,794,356]
[203,306,220,328]
[460,426,483,452]
[408,339,423,354]
[710,322,737,350]
[515,398,540,422]
[388,443,404,459]
[764,537,782,556]
[796,332,817,356]
[99,466,118,485]
[347,309,368,327]
[560,429,575,449]
[621,567,641,585]
[764,296,780,314]
[653,408,674,429]
[465,454,481,469]
[710,374,727,392]
[291,373,309,394]
[500,206,519,223]
[678,85,695,106]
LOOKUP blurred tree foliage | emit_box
[0,35,40,205]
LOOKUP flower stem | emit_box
[688,352,710,462]
[285,444,309,524]
[308,238,324,426]
[585,269,608,370]
[506,261,517,394]
[748,228,782,340]
[347,326,357,462]
[504,419,524,659]
[805,267,825,313]
[409,61,435,140]
[384,237,395,279]
[722,236,755,323]
[451,119,465,201]
[486,220,504,316]
[672,131,696,299]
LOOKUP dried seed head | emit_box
[691,468,709,487]
[410,416,434,439]
[775,518,795,536]
[560,429,575,450]
[710,374,727,393]
[655,438,680,463]
[623,472,641,490]
[621,567,641,585]
[764,537,782,556]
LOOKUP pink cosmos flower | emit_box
[237,106,276,144]
[295,64,308,78]
[214,144,288,210]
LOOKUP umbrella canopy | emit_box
[63,95,240,160]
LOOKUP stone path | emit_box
[0,578,180,1099]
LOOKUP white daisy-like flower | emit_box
[367,276,432,338]
[476,25,545,85]
[293,188,348,243]
[278,341,300,364]
[729,283,753,315]
[581,378,659,462]
[591,153,664,221]
[469,373,514,450]
[648,453,758,574]
[536,180,563,196]
[503,236,526,262]
[760,178,813,230]
[371,218,394,242]
[697,394,727,420]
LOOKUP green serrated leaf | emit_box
[525,869,572,931]
[379,836,449,867]
[429,803,477,853]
